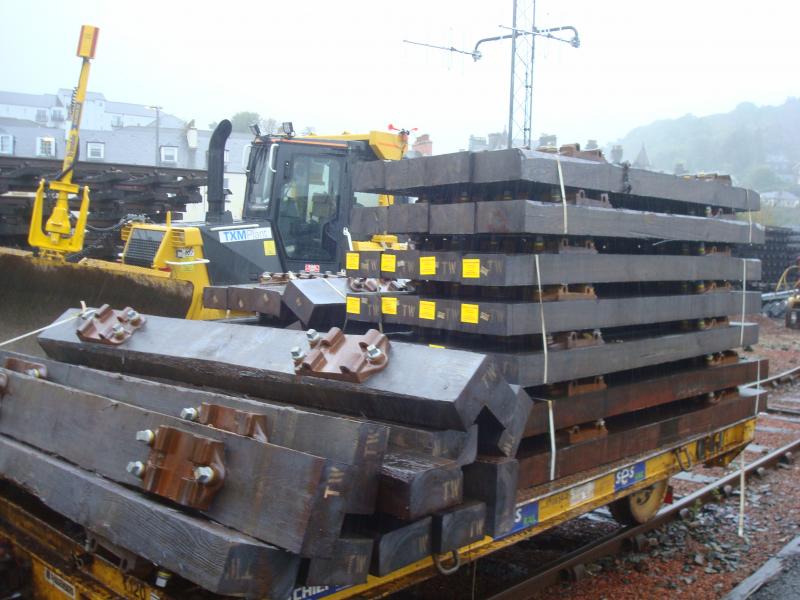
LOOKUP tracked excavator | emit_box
[0,26,408,353]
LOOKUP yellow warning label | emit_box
[419,300,436,320]
[345,252,360,271]
[419,256,436,276]
[381,253,397,273]
[346,296,361,315]
[263,239,276,256]
[461,303,479,324]
[462,258,481,279]
[381,296,398,315]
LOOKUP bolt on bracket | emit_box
[294,327,390,383]
[135,425,225,510]
[76,304,145,346]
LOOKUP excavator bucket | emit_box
[0,247,194,356]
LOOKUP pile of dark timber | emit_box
[339,147,768,554]
[0,156,205,246]
[203,271,349,328]
[0,147,768,599]
[734,225,797,288]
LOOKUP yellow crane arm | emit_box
[28,25,99,258]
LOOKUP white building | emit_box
[0,89,252,220]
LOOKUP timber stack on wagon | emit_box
[343,144,766,482]
[0,145,768,599]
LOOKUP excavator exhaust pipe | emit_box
[206,119,232,224]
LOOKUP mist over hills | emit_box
[615,98,800,195]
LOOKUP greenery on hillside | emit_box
[616,98,800,192]
[614,98,800,227]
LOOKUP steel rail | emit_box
[744,365,800,417]
[487,437,800,600]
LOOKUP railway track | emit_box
[470,368,800,599]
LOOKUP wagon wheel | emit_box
[609,478,669,525]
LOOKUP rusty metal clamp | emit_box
[294,327,390,383]
[128,426,225,511]
[195,403,268,442]
[76,304,145,345]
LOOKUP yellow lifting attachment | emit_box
[27,25,99,259]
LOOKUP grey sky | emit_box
[1,0,797,153]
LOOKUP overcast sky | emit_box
[1,0,798,153]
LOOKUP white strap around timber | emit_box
[535,254,549,384]
[556,156,568,234]
[547,399,557,481]
[321,276,346,298]
[0,302,90,348]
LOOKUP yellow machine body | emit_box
[6,34,406,333]
[118,217,230,320]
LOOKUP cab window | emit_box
[276,155,342,261]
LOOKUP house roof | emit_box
[0,90,59,108]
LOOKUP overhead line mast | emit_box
[403,1,579,148]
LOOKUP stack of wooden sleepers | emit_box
[1,314,526,599]
[343,148,768,506]
[0,146,767,599]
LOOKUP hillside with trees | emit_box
[614,98,800,226]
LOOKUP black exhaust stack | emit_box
[206,119,232,224]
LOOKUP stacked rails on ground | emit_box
[0,156,205,249]
[344,147,766,492]
[734,225,793,289]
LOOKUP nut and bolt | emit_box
[135,429,155,445]
[291,346,306,365]
[125,309,142,326]
[26,368,41,378]
[111,324,126,340]
[365,344,383,364]
[180,407,199,421]
[306,329,320,346]
[194,466,216,485]
[126,461,146,478]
